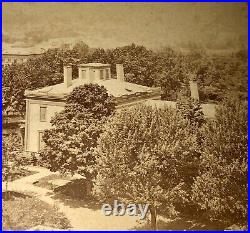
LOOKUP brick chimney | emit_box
[64,65,72,87]
[189,79,199,101]
[116,64,125,82]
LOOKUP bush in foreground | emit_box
[3,193,70,230]
[93,105,200,230]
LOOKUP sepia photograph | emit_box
[2,2,248,230]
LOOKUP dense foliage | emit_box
[2,42,247,115]
[2,41,247,230]
[2,49,64,114]
[40,84,115,179]
[176,87,205,127]
[192,97,248,227]
[2,134,26,183]
[93,105,201,229]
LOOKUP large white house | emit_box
[24,63,161,153]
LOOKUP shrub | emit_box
[2,134,24,182]
[176,87,205,127]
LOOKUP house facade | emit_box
[2,53,42,66]
[2,45,44,66]
[24,63,161,153]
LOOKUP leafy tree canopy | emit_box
[40,84,116,178]
[192,96,248,227]
[3,43,247,116]
[93,105,201,229]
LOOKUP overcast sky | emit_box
[2,2,248,51]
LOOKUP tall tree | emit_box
[192,96,248,228]
[2,49,66,115]
[72,41,89,59]
[93,105,200,229]
[40,84,116,181]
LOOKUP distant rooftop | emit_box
[78,63,111,68]
[2,46,44,55]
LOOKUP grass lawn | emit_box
[2,191,71,230]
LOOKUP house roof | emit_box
[2,44,44,56]
[145,100,217,118]
[145,100,177,109]
[25,78,161,100]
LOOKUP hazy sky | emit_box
[2,2,248,51]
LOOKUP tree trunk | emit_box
[85,174,93,197]
[5,179,8,199]
[86,181,92,196]
[150,206,157,230]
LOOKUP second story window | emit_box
[100,69,104,80]
[106,69,109,80]
[40,106,47,122]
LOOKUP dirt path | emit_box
[2,166,141,230]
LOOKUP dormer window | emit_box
[78,63,111,81]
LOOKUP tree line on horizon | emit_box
[2,41,247,116]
